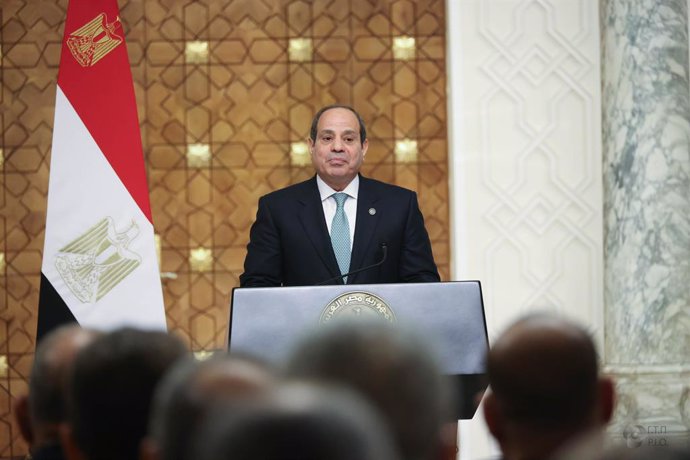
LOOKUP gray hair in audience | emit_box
[193,382,398,460]
[148,353,275,460]
[285,319,451,460]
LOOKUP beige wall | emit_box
[448,1,603,458]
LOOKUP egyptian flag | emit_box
[37,0,166,341]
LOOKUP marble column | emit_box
[602,0,690,445]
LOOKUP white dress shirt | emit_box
[316,175,358,250]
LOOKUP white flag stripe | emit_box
[42,87,166,331]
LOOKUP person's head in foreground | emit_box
[192,381,398,460]
[61,327,187,460]
[285,319,452,460]
[144,353,276,460]
[483,313,615,460]
[15,325,100,458]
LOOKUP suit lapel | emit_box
[350,176,381,283]
[297,177,342,281]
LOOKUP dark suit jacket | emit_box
[240,175,440,286]
[31,444,66,460]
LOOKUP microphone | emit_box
[317,243,388,286]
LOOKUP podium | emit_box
[228,281,489,419]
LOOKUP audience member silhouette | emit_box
[143,353,275,460]
[192,382,398,460]
[15,325,99,460]
[61,328,187,460]
[285,319,452,460]
[483,313,615,460]
[19,315,624,460]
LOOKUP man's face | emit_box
[309,108,368,191]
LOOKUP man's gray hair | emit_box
[286,319,451,460]
[149,353,275,460]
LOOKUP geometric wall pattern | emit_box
[449,1,603,457]
[452,0,603,338]
[0,1,448,456]
[447,0,603,458]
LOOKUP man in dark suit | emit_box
[240,104,440,286]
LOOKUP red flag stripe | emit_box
[57,1,152,222]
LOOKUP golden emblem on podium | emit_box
[320,291,396,324]
[55,217,141,303]
[66,13,123,67]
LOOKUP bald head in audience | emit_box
[286,320,451,460]
[144,353,276,460]
[483,313,615,460]
[15,325,99,458]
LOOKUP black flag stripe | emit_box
[37,273,77,343]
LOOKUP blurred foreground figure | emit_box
[286,320,452,460]
[15,325,99,460]
[61,328,187,460]
[483,313,615,460]
[594,445,690,460]
[143,353,276,460]
[193,382,398,460]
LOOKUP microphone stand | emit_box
[316,243,388,286]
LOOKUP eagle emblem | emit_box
[66,13,123,67]
[55,217,141,303]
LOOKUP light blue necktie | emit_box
[330,192,351,283]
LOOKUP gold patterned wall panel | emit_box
[1,1,66,456]
[0,1,447,457]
